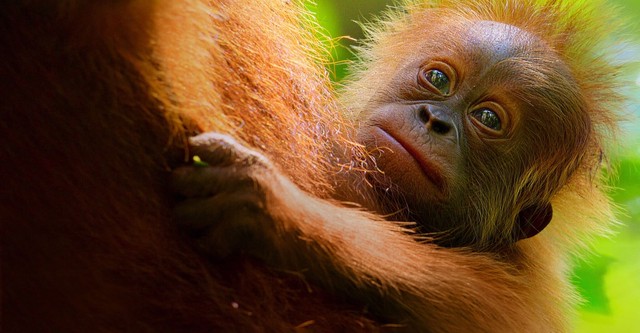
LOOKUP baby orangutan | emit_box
[172,0,623,331]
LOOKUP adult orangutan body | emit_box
[1,0,624,332]
[2,1,380,331]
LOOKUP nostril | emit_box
[418,106,430,124]
[418,105,453,136]
[430,119,451,135]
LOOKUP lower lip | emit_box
[374,126,446,191]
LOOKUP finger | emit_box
[189,133,244,166]
[189,132,269,167]
[195,207,269,259]
[171,165,254,198]
[173,192,264,231]
[173,196,225,231]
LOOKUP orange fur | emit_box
[1,0,627,332]
[1,0,378,331]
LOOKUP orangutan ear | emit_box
[514,203,553,241]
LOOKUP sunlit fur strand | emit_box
[165,0,368,195]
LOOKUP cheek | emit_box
[464,153,523,213]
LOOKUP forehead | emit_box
[435,20,547,77]
[419,18,572,102]
[400,15,560,92]
[404,14,581,118]
[462,21,536,61]
[393,12,579,106]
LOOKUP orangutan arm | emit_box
[172,132,551,332]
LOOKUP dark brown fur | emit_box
[1,1,379,332]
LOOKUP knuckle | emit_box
[188,132,274,171]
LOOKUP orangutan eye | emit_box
[471,108,501,131]
[421,69,451,95]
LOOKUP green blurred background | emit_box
[309,0,640,331]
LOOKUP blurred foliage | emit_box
[309,0,640,331]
